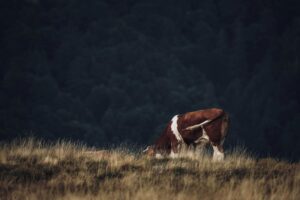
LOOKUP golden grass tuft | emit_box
[0,138,299,200]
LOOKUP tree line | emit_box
[0,0,299,160]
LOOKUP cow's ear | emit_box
[142,146,150,153]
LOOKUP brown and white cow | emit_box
[143,108,229,161]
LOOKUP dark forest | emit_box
[0,0,299,160]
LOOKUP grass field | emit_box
[0,138,299,200]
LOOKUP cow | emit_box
[143,108,229,161]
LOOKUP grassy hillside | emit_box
[0,139,299,200]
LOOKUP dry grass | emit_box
[0,138,299,200]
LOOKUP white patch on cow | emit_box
[202,128,209,140]
[200,120,212,126]
[171,115,184,142]
[185,119,211,131]
[194,127,210,143]
[212,146,224,162]
[155,153,163,159]
[169,151,179,158]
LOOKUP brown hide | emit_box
[152,121,176,155]
[178,108,225,145]
[150,108,229,155]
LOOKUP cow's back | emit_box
[178,108,226,145]
[181,108,223,126]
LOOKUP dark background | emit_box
[0,0,299,160]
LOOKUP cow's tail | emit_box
[220,112,229,139]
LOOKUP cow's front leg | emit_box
[170,141,181,158]
[212,144,224,162]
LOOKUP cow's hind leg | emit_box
[211,114,228,162]
[194,140,209,156]
[212,113,228,162]
[212,143,224,162]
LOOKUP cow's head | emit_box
[143,146,165,158]
[142,145,155,157]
